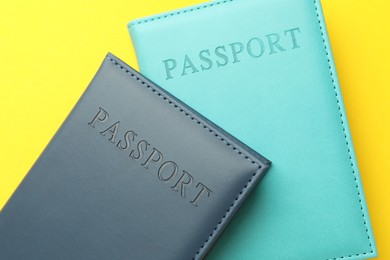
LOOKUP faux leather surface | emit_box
[0,53,270,260]
[128,0,377,259]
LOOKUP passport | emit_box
[128,0,377,259]
[0,53,270,260]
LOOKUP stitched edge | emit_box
[313,1,374,259]
[128,0,234,27]
[107,56,263,259]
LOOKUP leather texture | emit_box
[0,53,270,260]
[128,0,377,259]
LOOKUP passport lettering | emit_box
[162,27,301,79]
[88,107,212,207]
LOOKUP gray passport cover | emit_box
[0,53,270,260]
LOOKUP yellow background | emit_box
[0,0,388,258]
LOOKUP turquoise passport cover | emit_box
[128,0,377,259]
